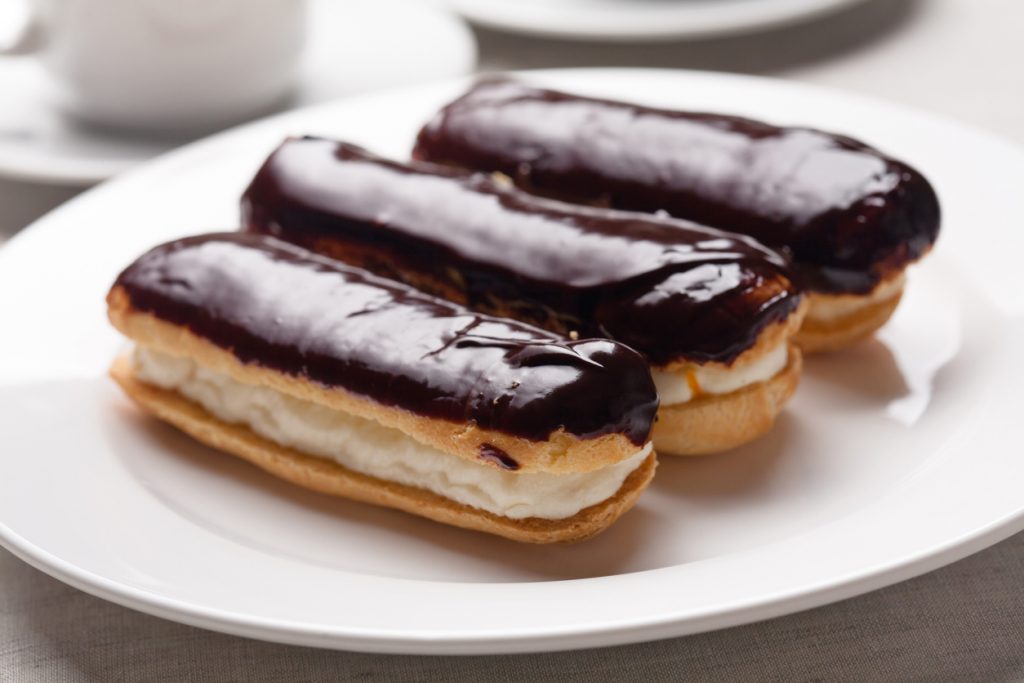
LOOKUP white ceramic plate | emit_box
[432,0,867,41]
[0,0,475,186]
[1,68,1022,655]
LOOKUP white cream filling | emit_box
[132,347,649,520]
[806,274,906,323]
[651,343,789,406]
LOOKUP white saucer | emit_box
[434,0,868,42]
[0,0,476,186]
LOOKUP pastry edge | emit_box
[797,285,904,354]
[652,344,802,456]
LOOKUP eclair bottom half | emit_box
[645,303,805,456]
[651,346,802,456]
[796,273,906,353]
[111,350,655,544]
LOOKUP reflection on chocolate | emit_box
[114,233,658,445]
[413,80,941,295]
[242,137,801,365]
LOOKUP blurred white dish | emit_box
[1,0,307,135]
[434,0,868,41]
[1,68,1023,654]
[0,0,476,186]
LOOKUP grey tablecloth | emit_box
[4,0,1024,680]
[4,538,1024,682]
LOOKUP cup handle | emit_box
[0,2,45,56]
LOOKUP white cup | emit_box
[1,0,307,135]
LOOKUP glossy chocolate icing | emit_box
[114,233,658,445]
[242,137,801,366]
[413,80,941,295]
[479,444,520,471]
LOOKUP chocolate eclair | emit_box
[242,137,807,455]
[107,233,658,543]
[413,80,941,352]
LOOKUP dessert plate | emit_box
[431,0,868,42]
[0,0,476,186]
[1,69,1023,654]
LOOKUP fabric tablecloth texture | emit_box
[3,0,1024,679]
[4,537,1024,682]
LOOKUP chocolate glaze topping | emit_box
[479,444,520,471]
[412,80,941,295]
[242,137,801,366]
[114,233,658,445]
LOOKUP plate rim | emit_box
[439,0,868,42]
[4,510,1024,654]
[2,67,1024,654]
